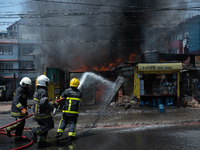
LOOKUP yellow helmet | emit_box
[70,78,80,88]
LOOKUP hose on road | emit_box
[0,97,65,150]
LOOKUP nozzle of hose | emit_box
[53,107,56,115]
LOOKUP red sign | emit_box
[183,56,190,65]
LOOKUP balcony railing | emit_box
[18,55,34,61]
[0,72,19,78]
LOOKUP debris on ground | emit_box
[182,95,200,108]
[110,95,138,110]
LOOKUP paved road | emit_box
[1,123,200,150]
[1,101,200,149]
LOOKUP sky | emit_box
[0,0,26,31]
[0,0,199,31]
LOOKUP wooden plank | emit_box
[106,76,125,104]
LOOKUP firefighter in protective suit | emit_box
[55,78,82,145]
[29,75,57,148]
[6,77,32,142]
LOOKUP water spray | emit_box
[78,72,124,105]
[78,72,116,105]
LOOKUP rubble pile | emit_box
[110,95,138,110]
[183,96,200,108]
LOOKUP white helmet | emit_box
[37,75,50,87]
[19,77,32,87]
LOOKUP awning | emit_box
[138,63,182,72]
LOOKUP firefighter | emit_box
[29,75,57,148]
[6,77,32,142]
[55,78,82,145]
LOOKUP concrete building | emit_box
[163,15,200,54]
[0,19,41,100]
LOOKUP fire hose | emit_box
[0,97,65,150]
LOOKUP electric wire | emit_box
[3,16,200,27]
[20,0,200,10]
[0,0,200,29]
[0,6,199,18]
[0,1,200,50]
[1,0,200,18]
[1,0,200,8]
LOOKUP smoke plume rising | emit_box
[21,0,199,72]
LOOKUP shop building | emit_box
[133,62,182,107]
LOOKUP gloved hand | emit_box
[21,108,27,114]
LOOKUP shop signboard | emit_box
[138,63,182,71]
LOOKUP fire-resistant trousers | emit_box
[6,117,25,139]
[32,118,54,142]
[57,114,77,137]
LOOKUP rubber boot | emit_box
[29,128,37,142]
[6,128,12,137]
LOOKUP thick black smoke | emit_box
[22,0,198,72]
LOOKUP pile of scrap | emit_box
[182,96,200,108]
[110,95,138,110]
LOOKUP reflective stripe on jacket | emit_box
[61,87,82,117]
[11,86,28,117]
[33,86,54,120]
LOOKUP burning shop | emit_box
[43,60,136,106]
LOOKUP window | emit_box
[0,63,13,72]
[14,32,19,37]
[0,64,3,72]
[176,48,179,54]
[10,32,13,37]
[19,62,34,69]
[0,46,13,55]
[7,63,13,72]
[9,47,13,55]
[0,47,3,55]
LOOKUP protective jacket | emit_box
[11,86,28,117]
[61,87,82,117]
[33,86,56,120]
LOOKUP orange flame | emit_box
[92,57,123,71]
[128,53,136,62]
[72,53,136,72]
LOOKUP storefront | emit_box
[134,62,182,107]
